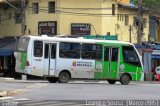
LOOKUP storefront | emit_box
[0,37,17,77]
[152,49,160,67]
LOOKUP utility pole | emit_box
[21,0,26,35]
[129,25,132,43]
[137,0,143,55]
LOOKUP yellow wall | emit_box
[156,25,160,42]
[101,0,118,35]
[26,0,59,35]
[26,0,103,35]
[117,9,149,43]
[0,8,21,37]
[0,0,149,43]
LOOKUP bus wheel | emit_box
[58,71,70,83]
[47,77,57,83]
[108,80,116,84]
[120,74,130,85]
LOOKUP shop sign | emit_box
[38,21,57,35]
[152,50,160,55]
[71,23,91,35]
[152,55,160,59]
[83,35,118,40]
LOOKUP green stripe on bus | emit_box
[20,52,27,69]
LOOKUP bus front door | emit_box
[104,47,119,79]
[44,43,56,76]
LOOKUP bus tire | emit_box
[47,77,57,83]
[108,80,116,84]
[58,71,70,83]
[120,74,130,85]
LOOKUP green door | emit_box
[104,46,119,79]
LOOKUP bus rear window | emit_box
[17,37,30,51]
[122,46,141,67]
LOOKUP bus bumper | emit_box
[140,72,144,81]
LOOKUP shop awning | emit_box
[0,37,17,56]
[152,55,160,59]
[0,50,13,56]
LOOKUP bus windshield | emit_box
[17,37,30,52]
[122,45,141,67]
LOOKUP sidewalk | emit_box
[0,90,7,97]
[131,81,160,84]
[0,77,14,81]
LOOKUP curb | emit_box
[131,81,160,84]
[0,90,7,97]
[0,77,14,81]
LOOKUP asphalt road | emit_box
[0,80,160,106]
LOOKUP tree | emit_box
[135,0,160,13]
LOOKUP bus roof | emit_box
[22,35,133,46]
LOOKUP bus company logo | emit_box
[72,61,77,66]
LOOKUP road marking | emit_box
[38,102,81,106]
[0,96,14,100]
[21,100,61,106]
[19,101,78,106]
[69,81,108,84]
[14,98,30,101]
[18,100,85,106]
[25,83,48,89]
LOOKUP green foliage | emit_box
[135,0,160,12]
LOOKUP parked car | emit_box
[154,66,160,81]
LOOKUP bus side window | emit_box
[104,47,109,61]
[51,44,56,59]
[34,41,43,57]
[96,45,102,60]
[59,42,80,59]
[44,44,49,58]
[111,48,118,62]
[82,44,102,60]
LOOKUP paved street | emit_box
[0,80,160,106]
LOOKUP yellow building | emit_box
[0,0,149,43]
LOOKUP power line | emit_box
[2,0,17,10]
[27,7,142,17]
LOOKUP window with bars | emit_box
[15,12,21,24]
[48,1,55,13]
[118,14,124,21]
[133,17,137,27]
[32,3,39,14]
[143,18,147,28]
[9,13,12,20]
[0,14,1,24]
[125,15,129,26]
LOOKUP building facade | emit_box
[0,0,149,43]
